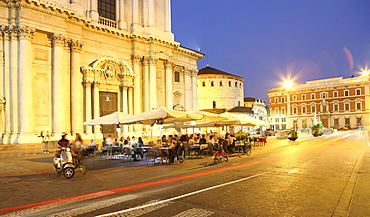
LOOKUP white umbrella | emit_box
[119,106,204,125]
[84,111,132,125]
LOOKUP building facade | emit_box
[243,97,268,122]
[268,75,370,131]
[0,0,203,144]
[197,66,244,110]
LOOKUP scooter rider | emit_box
[58,132,70,149]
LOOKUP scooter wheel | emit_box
[64,167,75,179]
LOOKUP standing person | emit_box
[137,137,144,147]
[71,133,84,165]
[106,135,113,160]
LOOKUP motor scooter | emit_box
[53,147,86,179]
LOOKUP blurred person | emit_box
[106,135,113,160]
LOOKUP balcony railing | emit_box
[98,17,117,29]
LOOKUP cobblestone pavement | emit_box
[0,131,369,216]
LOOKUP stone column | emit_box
[18,26,35,140]
[2,28,10,141]
[0,28,5,142]
[164,60,173,108]
[148,56,157,110]
[52,35,66,136]
[191,70,198,110]
[143,57,150,111]
[93,81,101,136]
[9,27,19,140]
[83,81,93,135]
[128,87,134,132]
[70,40,83,134]
[89,0,99,20]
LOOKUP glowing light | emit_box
[284,80,293,89]
[362,70,369,76]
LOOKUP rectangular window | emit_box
[302,95,306,100]
[275,98,278,103]
[293,107,297,114]
[174,72,180,82]
[281,98,285,103]
[356,89,361,95]
[98,0,116,20]
[281,108,285,114]
[275,109,279,115]
[302,120,307,128]
[345,118,350,125]
[334,104,339,111]
[357,117,362,125]
[311,106,315,112]
[333,91,338,97]
[276,124,280,130]
[302,106,306,113]
[322,105,327,112]
[275,118,279,123]
[282,124,286,130]
[345,103,350,110]
[344,90,349,96]
[357,102,361,110]
[281,118,286,122]
[334,118,339,126]
[311,94,315,99]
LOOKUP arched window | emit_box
[174,71,180,82]
[202,81,205,86]
[211,81,214,86]
[229,81,231,87]
[235,82,237,87]
[213,101,216,108]
[220,81,223,86]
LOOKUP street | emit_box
[1,131,370,216]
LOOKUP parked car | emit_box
[265,129,275,136]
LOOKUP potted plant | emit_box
[311,123,324,137]
[288,129,298,141]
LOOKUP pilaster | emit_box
[143,56,150,111]
[164,60,173,108]
[148,56,158,110]
[83,81,93,135]
[131,54,142,132]
[93,81,102,138]
[184,68,192,110]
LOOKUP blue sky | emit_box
[171,0,370,102]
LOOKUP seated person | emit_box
[122,140,140,161]
[87,139,97,154]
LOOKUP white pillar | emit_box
[164,60,173,108]
[93,81,101,136]
[121,86,129,134]
[89,0,99,20]
[84,81,93,135]
[18,27,35,140]
[191,70,198,110]
[0,29,5,142]
[143,57,150,111]
[70,40,83,134]
[131,54,142,132]
[52,35,66,136]
[148,0,155,27]
[184,69,191,110]
[9,28,18,141]
[149,56,157,110]
[131,0,140,32]
[2,28,10,142]
[128,87,134,132]
[164,0,171,32]
[117,0,126,30]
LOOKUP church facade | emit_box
[0,0,203,144]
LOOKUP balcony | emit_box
[98,17,117,29]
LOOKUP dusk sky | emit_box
[171,0,370,102]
